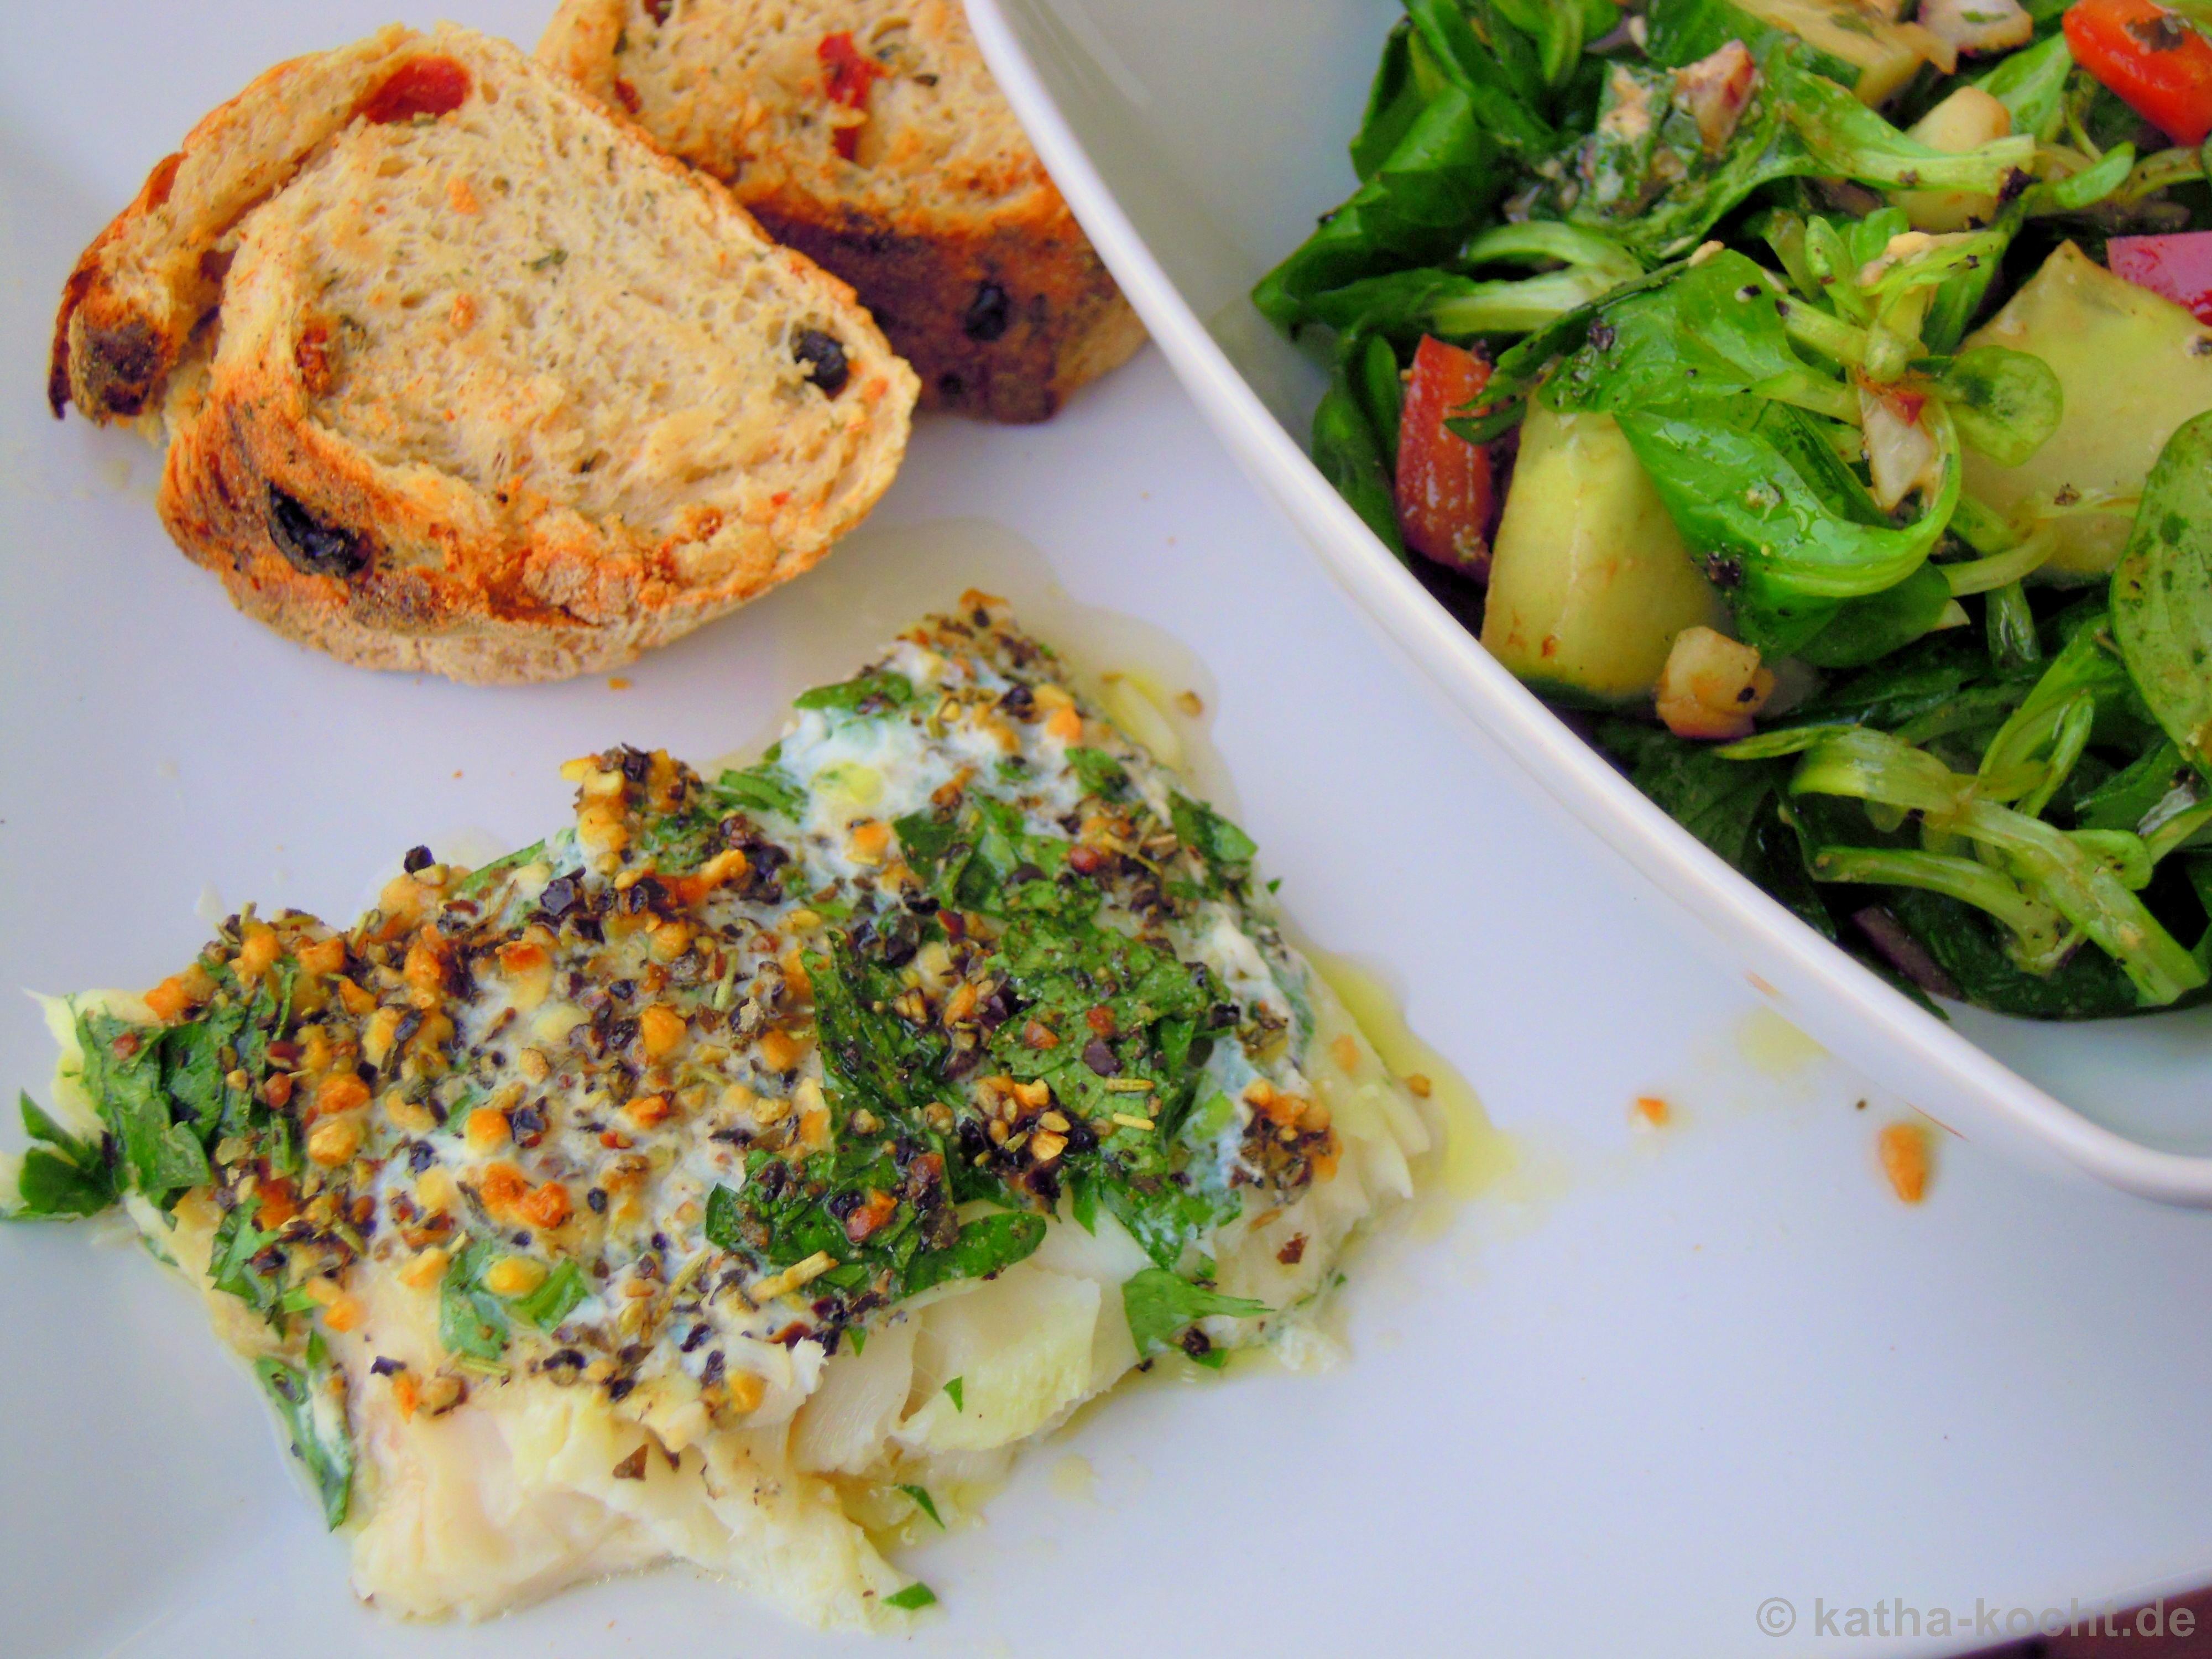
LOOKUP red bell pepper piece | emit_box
[1394,336,1498,578]
[359,56,472,125]
[2064,0,2212,144]
[2109,231,2212,321]
[817,32,886,161]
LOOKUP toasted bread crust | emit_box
[50,27,425,424]
[156,310,906,685]
[743,187,1143,424]
[53,25,916,684]
[537,0,1144,423]
[158,397,849,683]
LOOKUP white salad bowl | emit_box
[967,0,2212,1203]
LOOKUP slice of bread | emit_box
[538,0,1144,424]
[51,23,917,684]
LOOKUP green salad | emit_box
[1259,0,2212,1018]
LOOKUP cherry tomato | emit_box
[2064,0,2212,145]
[1394,336,1498,577]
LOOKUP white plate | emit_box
[14,8,2212,1657]
[964,0,2212,1204]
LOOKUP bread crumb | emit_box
[608,676,633,691]
[1175,690,1204,717]
[1879,1121,1931,1204]
[1631,1095,1670,1128]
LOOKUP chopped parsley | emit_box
[6,1093,113,1219]
[1065,745,1129,798]
[439,1239,513,1362]
[255,1344,353,1528]
[1122,1267,1269,1361]
[793,669,916,714]
[713,760,806,820]
[513,1259,589,1329]
[899,1484,945,1527]
[1168,794,1258,895]
[451,840,545,898]
[208,1196,285,1321]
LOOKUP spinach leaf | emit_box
[1122,1267,1269,1358]
[1545,250,1817,414]
[1404,0,1558,153]
[1885,889,2148,1019]
[1253,84,1509,330]
[1973,32,2073,142]
[1773,58,2034,192]
[2075,740,2201,836]
[1449,258,1699,443]
[1353,329,1406,474]
[1597,719,1786,872]
[1616,401,1954,618]
[254,1350,353,1528]
[1786,727,2206,1004]
[1985,582,2044,674]
[1643,0,1863,85]
[1538,56,1806,261]
[1976,619,2135,803]
[1791,632,2025,733]
[1750,804,1839,940]
[713,761,807,820]
[1927,228,2019,355]
[1295,227,1641,341]
[2020,142,2135,217]
[1794,564,1958,671]
[2112,412,2212,779]
[794,671,917,714]
[1314,336,1410,556]
[1491,0,1609,91]
[1350,21,1426,182]
[1931,346,2063,467]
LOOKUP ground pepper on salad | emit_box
[1264,0,2212,1019]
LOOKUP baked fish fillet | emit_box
[6,596,1436,1628]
